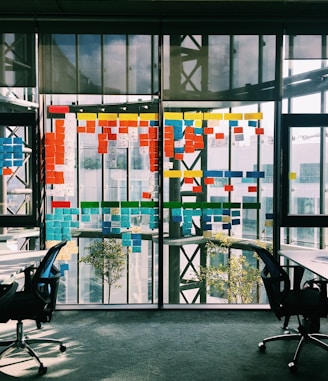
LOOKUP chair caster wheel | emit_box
[60,344,66,353]
[288,362,297,373]
[38,365,47,375]
[258,342,266,352]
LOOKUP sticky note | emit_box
[289,172,297,180]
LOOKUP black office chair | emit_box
[248,243,328,372]
[0,240,67,376]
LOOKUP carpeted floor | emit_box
[0,309,327,380]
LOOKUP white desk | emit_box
[0,250,47,284]
[279,249,328,280]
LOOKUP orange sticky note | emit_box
[2,168,12,175]
[119,127,128,134]
[98,120,108,127]
[248,186,257,192]
[142,192,152,199]
[55,119,65,128]
[87,120,96,128]
[140,140,149,147]
[255,128,264,135]
[175,153,184,161]
[224,185,234,191]
[204,127,214,135]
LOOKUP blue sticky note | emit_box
[225,171,243,178]
[81,215,91,222]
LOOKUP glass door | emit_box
[281,114,328,228]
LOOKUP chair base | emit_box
[0,320,66,375]
[258,326,328,372]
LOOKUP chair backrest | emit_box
[32,240,67,316]
[248,243,291,319]
[32,240,67,288]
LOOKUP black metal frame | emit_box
[0,112,39,227]
[281,113,328,228]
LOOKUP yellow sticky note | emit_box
[224,113,243,120]
[289,172,297,180]
[98,113,117,120]
[184,170,203,177]
[265,220,274,227]
[140,113,159,121]
[222,216,231,223]
[119,113,138,121]
[77,113,97,120]
[203,113,223,120]
[164,170,182,178]
[244,112,263,120]
[203,231,212,238]
[164,112,183,120]
[184,112,203,120]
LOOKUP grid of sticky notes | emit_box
[45,200,159,243]
[45,201,80,241]
[99,201,159,234]
[164,111,263,161]
[0,137,24,175]
[166,201,257,236]
[47,107,159,199]
[45,112,76,197]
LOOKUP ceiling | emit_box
[0,0,328,19]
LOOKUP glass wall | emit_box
[38,32,278,306]
[1,26,327,307]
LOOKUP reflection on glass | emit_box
[289,127,320,215]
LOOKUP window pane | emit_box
[0,33,35,87]
[78,35,102,93]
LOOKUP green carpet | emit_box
[0,309,327,380]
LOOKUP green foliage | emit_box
[80,239,126,303]
[200,237,261,304]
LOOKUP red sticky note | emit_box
[52,200,71,208]
[248,186,257,192]
[48,105,69,114]
[255,128,264,135]
[234,127,243,134]
[184,177,194,184]
[204,178,214,185]
[193,185,202,193]
[215,133,224,139]
[224,185,234,191]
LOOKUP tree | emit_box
[80,239,126,303]
[200,235,262,304]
